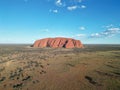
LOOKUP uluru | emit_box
[33,37,84,48]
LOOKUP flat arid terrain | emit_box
[0,44,120,90]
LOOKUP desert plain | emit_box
[0,44,120,90]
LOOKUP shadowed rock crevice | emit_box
[63,40,68,48]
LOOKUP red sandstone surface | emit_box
[33,37,84,48]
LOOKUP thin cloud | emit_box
[79,26,86,30]
[53,0,86,11]
[49,9,58,13]
[102,24,113,28]
[67,5,86,11]
[76,34,86,37]
[90,26,120,38]
[67,5,78,11]
[80,5,86,9]
[106,24,113,28]
[55,0,62,6]
[53,9,58,13]
[91,33,101,38]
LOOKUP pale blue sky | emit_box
[0,0,120,44]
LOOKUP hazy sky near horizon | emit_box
[0,0,120,44]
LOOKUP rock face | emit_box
[33,37,84,48]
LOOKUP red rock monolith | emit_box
[33,37,84,48]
